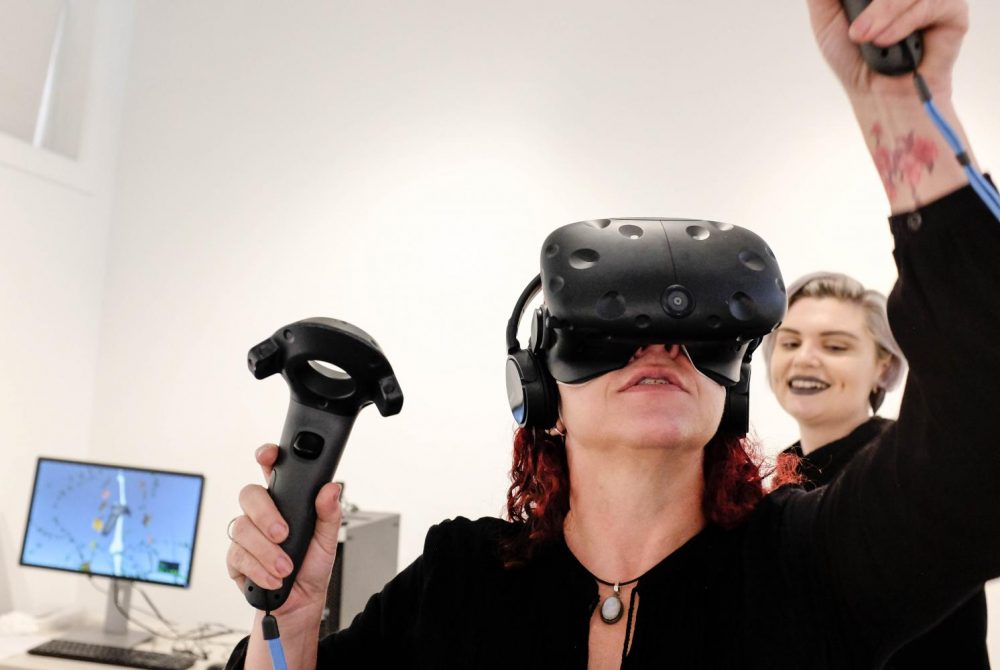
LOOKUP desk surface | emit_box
[0,630,244,670]
[0,655,223,670]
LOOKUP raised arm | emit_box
[783,0,1000,661]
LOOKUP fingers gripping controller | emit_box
[242,317,403,611]
[841,0,923,75]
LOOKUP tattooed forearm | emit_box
[871,121,940,206]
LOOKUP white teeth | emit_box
[790,379,829,390]
[637,378,669,385]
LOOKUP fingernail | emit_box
[254,445,266,460]
[850,16,872,41]
[275,556,293,576]
[270,522,287,541]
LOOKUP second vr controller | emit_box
[242,317,403,612]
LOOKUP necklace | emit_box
[594,575,640,624]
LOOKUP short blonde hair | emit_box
[761,272,907,412]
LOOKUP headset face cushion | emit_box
[545,333,752,387]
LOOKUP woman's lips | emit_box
[623,381,685,393]
[619,367,687,393]
[787,376,831,395]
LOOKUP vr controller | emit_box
[841,0,923,75]
[242,317,402,611]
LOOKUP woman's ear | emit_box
[875,349,893,385]
[869,351,894,413]
[551,396,566,437]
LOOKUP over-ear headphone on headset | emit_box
[505,274,559,429]
[505,218,787,436]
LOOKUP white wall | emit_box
[4,0,999,658]
[0,0,134,615]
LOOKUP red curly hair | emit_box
[770,451,806,489]
[503,426,770,565]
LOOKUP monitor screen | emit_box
[20,457,204,588]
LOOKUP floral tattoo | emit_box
[871,121,940,204]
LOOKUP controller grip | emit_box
[242,401,357,611]
[841,0,923,76]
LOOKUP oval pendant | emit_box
[600,594,624,624]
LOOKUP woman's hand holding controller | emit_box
[808,0,968,98]
[227,444,343,669]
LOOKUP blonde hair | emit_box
[761,272,907,412]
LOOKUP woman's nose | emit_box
[791,342,821,366]
[632,344,682,360]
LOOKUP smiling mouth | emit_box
[787,376,830,395]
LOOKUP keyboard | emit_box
[28,639,195,670]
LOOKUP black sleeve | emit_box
[220,551,425,670]
[317,515,508,664]
[783,183,1000,662]
[221,517,504,669]
[314,553,425,666]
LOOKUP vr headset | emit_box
[505,218,786,435]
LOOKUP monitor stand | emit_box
[61,579,151,648]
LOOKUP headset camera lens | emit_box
[662,285,694,318]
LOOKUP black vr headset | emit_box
[505,218,786,436]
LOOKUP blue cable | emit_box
[266,638,288,670]
[916,74,1000,221]
[922,98,1000,209]
[262,614,289,670]
[967,169,1000,217]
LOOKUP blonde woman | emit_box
[765,272,989,668]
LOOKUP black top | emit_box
[783,418,991,668]
[782,416,893,491]
[225,184,1000,669]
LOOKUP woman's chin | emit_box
[780,396,828,424]
[616,420,715,453]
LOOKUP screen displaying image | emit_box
[20,458,204,587]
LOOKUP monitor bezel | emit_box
[19,456,205,589]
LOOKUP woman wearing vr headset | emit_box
[225,0,1000,668]
[764,273,990,668]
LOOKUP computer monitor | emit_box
[20,457,204,646]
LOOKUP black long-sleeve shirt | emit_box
[783,418,991,668]
[226,183,1000,669]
